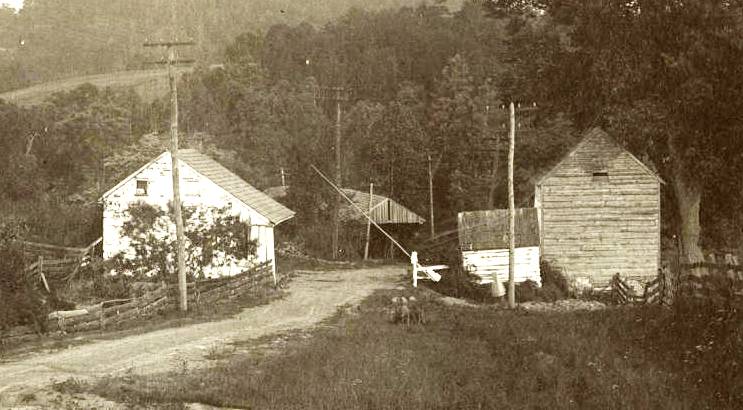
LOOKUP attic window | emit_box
[592,171,609,182]
[135,180,149,196]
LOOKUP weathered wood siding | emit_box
[462,247,541,285]
[458,209,541,285]
[102,152,275,278]
[537,128,661,287]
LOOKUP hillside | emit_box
[0,68,194,106]
[0,0,465,94]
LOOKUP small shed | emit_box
[100,149,295,277]
[457,208,541,285]
[265,186,424,258]
[534,127,663,288]
[339,188,425,225]
[264,186,425,225]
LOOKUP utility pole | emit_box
[427,154,435,239]
[507,102,516,309]
[316,86,350,259]
[364,182,374,260]
[334,88,342,260]
[144,1,195,313]
[485,104,503,210]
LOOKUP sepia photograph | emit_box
[0,0,742,408]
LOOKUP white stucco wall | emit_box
[102,152,275,278]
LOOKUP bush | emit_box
[69,257,133,303]
[515,280,539,302]
[0,221,51,331]
[116,203,256,282]
[538,260,570,301]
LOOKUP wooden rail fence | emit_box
[20,237,103,290]
[2,262,276,345]
[611,250,742,305]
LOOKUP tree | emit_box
[487,0,743,265]
[428,54,482,217]
[362,82,428,215]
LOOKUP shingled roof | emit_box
[101,149,294,225]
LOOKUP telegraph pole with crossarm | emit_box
[143,5,195,312]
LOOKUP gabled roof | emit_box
[535,127,665,186]
[101,149,295,225]
[340,188,425,225]
[263,186,425,225]
[100,152,168,199]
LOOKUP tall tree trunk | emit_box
[670,159,706,275]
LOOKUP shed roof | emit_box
[458,208,540,251]
[340,188,425,225]
[101,149,295,225]
[264,186,425,225]
[535,127,665,186]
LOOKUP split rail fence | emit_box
[20,237,103,291]
[1,261,276,345]
[611,251,743,305]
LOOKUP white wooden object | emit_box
[411,251,446,287]
[462,246,541,286]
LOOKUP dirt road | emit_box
[0,266,405,406]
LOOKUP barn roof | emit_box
[535,127,665,186]
[264,186,425,225]
[339,188,425,225]
[458,208,540,251]
[101,150,295,225]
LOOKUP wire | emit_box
[311,164,411,258]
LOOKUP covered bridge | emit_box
[534,127,663,288]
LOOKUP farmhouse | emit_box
[457,208,541,285]
[534,127,663,288]
[100,149,294,277]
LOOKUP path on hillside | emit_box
[0,266,405,405]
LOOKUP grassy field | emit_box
[61,287,742,409]
[0,68,192,107]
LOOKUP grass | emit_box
[0,285,287,362]
[65,289,743,409]
[0,68,192,107]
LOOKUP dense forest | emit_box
[0,0,742,265]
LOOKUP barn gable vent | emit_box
[592,170,609,182]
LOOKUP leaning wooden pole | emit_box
[507,102,516,309]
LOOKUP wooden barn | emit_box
[457,208,541,285]
[100,149,295,277]
[534,127,663,288]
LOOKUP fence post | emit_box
[38,256,50,293]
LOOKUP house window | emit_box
[592,171,609,182]
[135,180,149,196]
